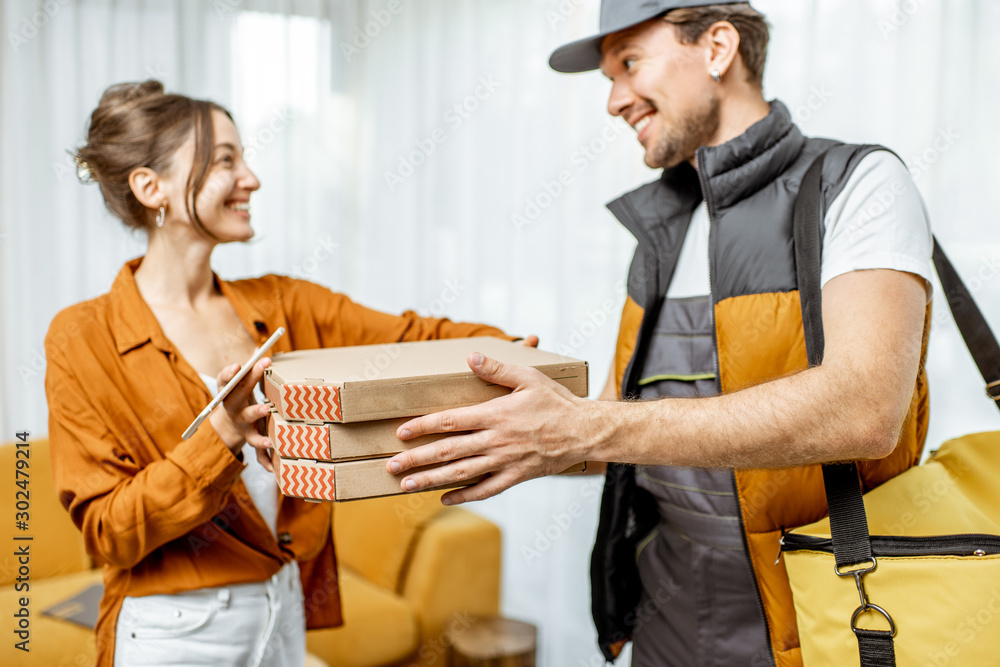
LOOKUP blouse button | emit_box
[278,532,293,544]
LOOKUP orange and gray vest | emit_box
[591,101,929,667]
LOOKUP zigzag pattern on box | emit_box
[281,384,342,422]
[274,422,329,460]
[278,459,336,501]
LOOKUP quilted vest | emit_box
[590,101,930,667]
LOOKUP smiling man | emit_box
[387,2,934,665]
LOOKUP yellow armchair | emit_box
[0,440,501,667]
[308,490,502,666]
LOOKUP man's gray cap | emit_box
[549,0,746,73]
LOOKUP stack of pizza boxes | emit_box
[263,337,589,501]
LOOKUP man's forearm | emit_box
[585,361,911,470]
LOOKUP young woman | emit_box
[45,80,516,667]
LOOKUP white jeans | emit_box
[114,561,306,667]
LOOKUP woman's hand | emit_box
[208,358,273,465]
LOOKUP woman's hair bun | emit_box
[94,80,165,120]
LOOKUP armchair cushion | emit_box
[333,490,446,591]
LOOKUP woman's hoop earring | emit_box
[710,70,722,83]
[155,206,166,228]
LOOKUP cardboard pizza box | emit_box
[263,337,588,423]
[265,403,447,462]
[272,452,588,502]
[271,451,486,502]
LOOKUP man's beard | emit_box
[646,95,721,169]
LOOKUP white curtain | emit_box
[2,1,999,665]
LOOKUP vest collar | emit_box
[609,100,806,244]
[696,100,805,210]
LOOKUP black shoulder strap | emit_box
[793,153,827,366]
[793,149,1000,666]
[932,241,1000,400]
[793,151,879,568]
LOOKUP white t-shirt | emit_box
[666,151,933,299]
[200,373,280,537]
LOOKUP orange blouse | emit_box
[44,258,511,666]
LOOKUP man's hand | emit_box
[386,351,594,505]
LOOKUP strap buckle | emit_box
[851,603,897,637]
[987,380,1000,402]
[834,557,876,579]
[836,557,896,637]
[835,557,876,607]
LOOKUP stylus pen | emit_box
[181,327,285,440]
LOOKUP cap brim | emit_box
[548,6,670,73]
[548,33,609,74]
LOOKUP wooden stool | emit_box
[450,616,537,667]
